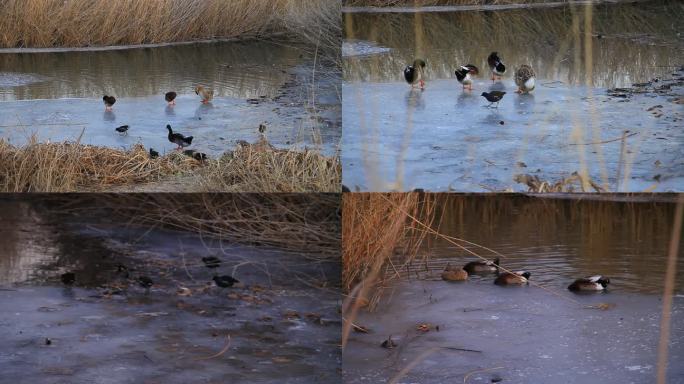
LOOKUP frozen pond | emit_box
[0,197,341,384]
[0,40,341,156]
[342,0,684,191]
[344,195,684,383]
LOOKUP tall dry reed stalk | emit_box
[0,0,339,49]
[341,192,436,347]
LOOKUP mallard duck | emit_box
[455,65,479,90]
[165,91,177,105]
[149,148,159,159]
[166,124,193,150]
[568,275,610,292]
[404,59,426,89]
[60,272,75,285]
[183,149,207,161]
[487,52,506,81]
[481,91,506,108]
[463,258,500,274]
[115,125,129,135]
[514,65,536,93]
[213,275,239,288]
[195,86,214,104]
[441,263,468,281]
[103,95,116,111]
[494,271,530,286]
[202,256,221,269]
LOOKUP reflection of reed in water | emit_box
[0,42,304,100]
[427,195,684,293]
[0,202,58,285]
[344,1,683,88]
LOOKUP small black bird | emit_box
[183,149,207,161]
[115,125,129,135]
[103,95,116,111]
[481,91,506,108]
[60,272,75,285]
[213,275,239,288]
[149,148,159,159]
[487,52,506,81]
[202,256,221,269]
[137,276,153,289]
[404,59,426,89]
[258,124,266,134]
[165,91,177,106]
[116,264,130,279]
[166,124,193,150]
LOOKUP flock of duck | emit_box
[102,85,215,161]
[441,258,612,292]
[58,254,240,292]
[403,52,536,108]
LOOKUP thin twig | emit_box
[569,131,637,145]
[463,366,505,383]
[193,335,231,361]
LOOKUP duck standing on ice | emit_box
[404,59,427,89]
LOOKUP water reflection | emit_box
[411,195,683,294]
[405,88,425,109]
[344,0,684,88]
[0,40,308,101]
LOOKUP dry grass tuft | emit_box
[199,139,341,193]
[0,136,340,192]
[514,172,606,193]
[342,193,436,300]
[0,0,340,49]
[0,137,197,192]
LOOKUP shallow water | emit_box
[345,195,684,383]
[0,40,341,155]
[342,0,684,191]
[0,198,341,384]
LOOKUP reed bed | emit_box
[0,137,340,192]
[0,138,197,192]
[0,0,339,48]
[199,140,341,193]
[345,0,548,6]
[50,193,341,259]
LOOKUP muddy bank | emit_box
[0,198,342,383]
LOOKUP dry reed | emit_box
[341,192,436,348]
[0,136,340,192]
[345,0,548,6]
[52,193,341,259]
[198,139,341,193]
[0,0,340,49]
[0,137,197,192]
